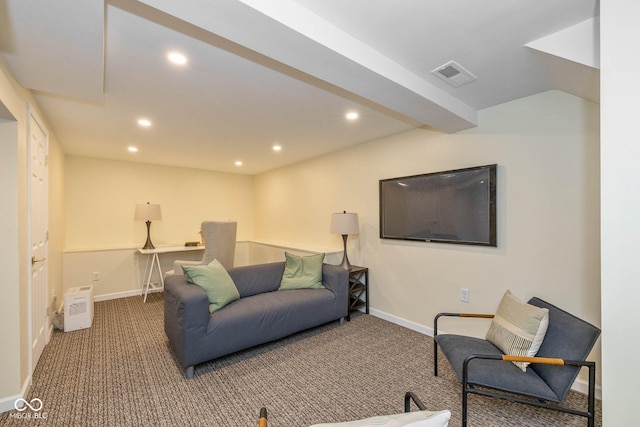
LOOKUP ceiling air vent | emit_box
[431,60,477,88]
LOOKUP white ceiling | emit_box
[0,0,599,175]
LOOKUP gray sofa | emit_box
[164,261,349,378]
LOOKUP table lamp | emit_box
[330,211,359,270]
[135,202,162,249]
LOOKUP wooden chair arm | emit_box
[465,353,596,369]
[258,407,267,427]
[460,313,495,319]
[433,312,494,336]
[502,355,565,365]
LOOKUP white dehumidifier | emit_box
[64,285,94,332]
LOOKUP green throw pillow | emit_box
[182,259,240,313]
[279,252,325,290]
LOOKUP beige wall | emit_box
[64,156,255,250]
[0,115,20,409]
[0,58,65,412]
[63,157,255,298]
[255,90,601,386]
[61,157,343,300]
[62,242,342,300]
[0,58,28,412]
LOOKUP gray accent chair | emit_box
[168,220,237,276]
[434,297,600,427]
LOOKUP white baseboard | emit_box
[0,393,21,414]
[369,308,434,336]
[572,377,602,400]
[368,308,602,400]
[0,375,31,414]
[94,289,156,302]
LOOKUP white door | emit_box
[29,110,48,370]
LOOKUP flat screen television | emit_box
[379,164,497,246]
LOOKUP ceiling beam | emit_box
[137,0,478,133]
[526,17,600,69]
[0,0,104,103]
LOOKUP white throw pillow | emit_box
[309,409,451,427]
[485,290,549,371]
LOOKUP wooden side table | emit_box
[347,266,369,321]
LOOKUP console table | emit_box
[137,245,204,302]
[347,266,369,321]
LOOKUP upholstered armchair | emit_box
[168,221,237,275]
[433,293,600,427]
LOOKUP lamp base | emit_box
[142,220,155,249]
[339,234,352,270]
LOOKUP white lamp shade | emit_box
[330,212,359,235]
[134,203,162,221]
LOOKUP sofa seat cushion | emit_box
[195,288,338,361]
[208,288,336,333]
[434,334,560,402]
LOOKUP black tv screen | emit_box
[379,164,497,246]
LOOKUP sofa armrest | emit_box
[164,275,210,368]
[322,264,349,308]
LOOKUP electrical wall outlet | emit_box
[92,272,100,281]
[460,288,470,303]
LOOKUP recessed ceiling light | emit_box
[346,111,359,120]
[167,51,187,65]
[273,144,282,152]
[137,118,151,127]
[235,161,243,166]
[128,146,138,152]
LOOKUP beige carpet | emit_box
[1,293,601,426]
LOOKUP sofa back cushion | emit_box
[228,262,286,298]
